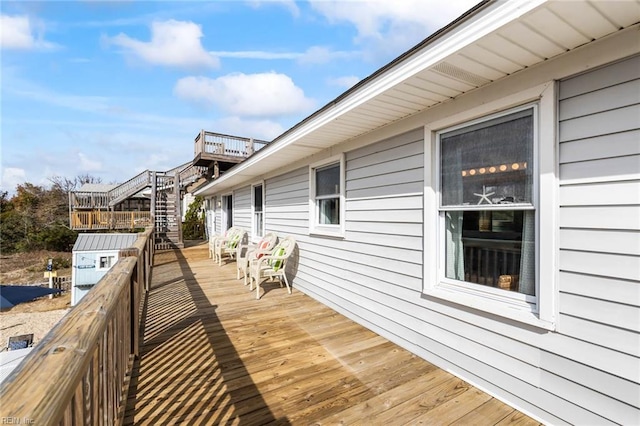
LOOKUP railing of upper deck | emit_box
[0,227,154,425]
[194,130,269,158]
[70,211,153,230]
[69,191,112,210]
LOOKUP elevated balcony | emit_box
[0,241,540,425]
[192,130,269,172]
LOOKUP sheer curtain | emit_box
[518,210,536,295]
[445,211,465,280]
[443,145,465,281]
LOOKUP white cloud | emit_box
[78,153,103,172]
[105,20,219,69]
[174,72,315,118]
[214,116,284,141]
[297,46,358,65]
[0,14,58,50]
[211,50,299,60]
[210,45,359,64]
[310,0,479,60]
[248,1,300,18]
[327,75,360,89]
[0,167,27,192]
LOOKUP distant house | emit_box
[71,233,138,305]
[68,133,269,249]
[195,1,640,424]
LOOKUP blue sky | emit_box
[1,0,477,193]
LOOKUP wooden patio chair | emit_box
[249,236,296,300]
[214,228,247,266]
[236,232,278,285]
[209,226,239,259]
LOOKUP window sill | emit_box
[422,284,555,331]
[309,227,345,239]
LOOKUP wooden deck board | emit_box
[124,243,540,425]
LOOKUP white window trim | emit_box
[309,154,346,238]
[96,254,117,271]
[205,196,215,237]
[251,181,265,241]
[423,81,558,330]
[221,193,233,231]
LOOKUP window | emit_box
[222,194,233,230]
[439,107,536,298]
[252,183,265,238]
[424,82,557,329]
[98,255,116,270]
[310,155,345,237]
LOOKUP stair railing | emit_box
[108,170,152,206]
[179,164,207,186]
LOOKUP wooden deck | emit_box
[124,243,539,425]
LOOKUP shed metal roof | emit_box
[72,233,139,252]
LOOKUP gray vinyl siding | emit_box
[233,186,252,237]
[554,54,640,423]
[289,128,429,347]
[285,129,577,424]
[216,55,639,425]
[289,60,637,424]
[265,166,309,236]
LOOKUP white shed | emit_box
[71,233,138,306]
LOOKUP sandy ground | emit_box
[1,251,74,349]
[0,309,70,348]
[0,294,71,349]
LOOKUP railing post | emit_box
[119,247,140,359]
[151,172,157,230]
[247,138,254,156]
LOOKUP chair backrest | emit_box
[258,232,278,251]
[226,229,246,249]
[268,236,296,271]
[225,226,240,238]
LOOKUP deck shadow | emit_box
[125,247,288,425]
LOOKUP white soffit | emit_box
[197,0,640,195]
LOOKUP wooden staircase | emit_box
[68,164,198,250]
[69,131,271,248]
[108,170,152,207]
[152,172,183,250]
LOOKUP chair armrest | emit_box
[237,242,257,259]
[247,247,273,260]
[214,236,234,247]
[254,254,288,269]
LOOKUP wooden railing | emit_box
[108,170,152,207]
[69,190,112,210]
[179,164,208,186]
[194,130,269,158]
[0,227,154,425]
[70,211,153,230]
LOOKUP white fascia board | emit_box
[195,0,548,197]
